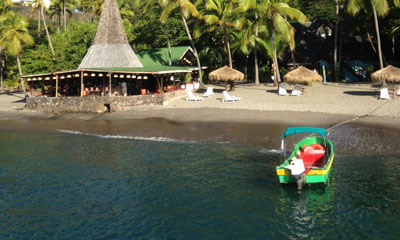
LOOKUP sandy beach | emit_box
[1,82,400,130]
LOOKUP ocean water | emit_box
[1,125,400,239]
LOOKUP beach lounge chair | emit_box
[291,85,302,96]
[278,83,288,96]
[186,90,204,101]
[397,87,400,96]
[222,91,241,102]
[202,87,214,97]
[380,87,390,100]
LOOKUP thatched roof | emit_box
[371,65,400,83]
[283,66,322,84]
[78,0,142,69]
[208,66,245,81]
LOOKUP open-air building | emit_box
[23,0,201,113]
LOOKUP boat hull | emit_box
[276,136,334,185]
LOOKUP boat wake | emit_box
[259,149,281,154]
[57,129,197,144]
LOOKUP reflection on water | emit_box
[1,123,400,239]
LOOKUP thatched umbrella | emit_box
[283,66,323,85]
[208,66,245,90]
[371,65,400,86]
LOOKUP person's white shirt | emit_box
[285,157,305,176]
[121,82,127,96]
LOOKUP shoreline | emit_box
[1,107,400,132]
[1,83,400,132]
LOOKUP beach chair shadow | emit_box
[343,91,378,98]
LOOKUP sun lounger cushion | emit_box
[380,88,390,100]
[222,91,240,102]
[278,83,287,96]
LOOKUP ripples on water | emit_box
[1,129,400,239]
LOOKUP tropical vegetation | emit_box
[0,0,399,90]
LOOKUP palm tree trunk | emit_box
[180,9,202,85]
[58,16,61,33]
[16,55,27,96]
[254,13,259,85]
[272,30,281,85]
[334,0,339,82]
[63,0,67,30]
[163,24,172,66]
[371,3,385,86]
[223,24,233,68]
[41,5,56,58]
[372,4,383,69]
[38,8,41,37]
[0,47,3,92]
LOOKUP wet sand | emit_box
[1,83,399,130]
[1,83,400,155]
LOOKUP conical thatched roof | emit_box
[371,65,400,83]
[208,66,245,81]
[78,0,142,69]
[284,66,323,84]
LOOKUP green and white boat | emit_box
[276,127,334,190]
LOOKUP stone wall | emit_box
[26,91,186,113]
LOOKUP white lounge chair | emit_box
[186,90,204,101]
[222,91,241,102]
[291,85,302,96]
[202,87,214,97]
[278,83,288,96]
[397,87,400,96]
[380,87,390,100]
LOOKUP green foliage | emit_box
[291,0,336,21]
[20,20,96,75]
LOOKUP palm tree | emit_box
[347,0,400,75]
[49,0,72,32]
[195,0,240,68]
[31,0,56,58]
[0,0,12,92]
[142,0,173,65]
[159,0,203,84]
[334,0,341,82]
[237,0,265,85]
[0,11,34,96]
[257,0,307,85]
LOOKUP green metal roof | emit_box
[135,46,193,67]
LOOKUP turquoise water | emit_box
[1,129,400,239]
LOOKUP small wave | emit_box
[57,129,194,143]
[259,149,281,154]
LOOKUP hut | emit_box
[22,0,202,113]
[208,66,245,90]
[283,66,323,85]
[78,0,142,69]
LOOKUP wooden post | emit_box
[102,74,106,96]
[80,70,84,97]
[108,72,112,96]
[161,76,164,94]
[55,74,59,97]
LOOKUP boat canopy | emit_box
[282,127,327,138]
